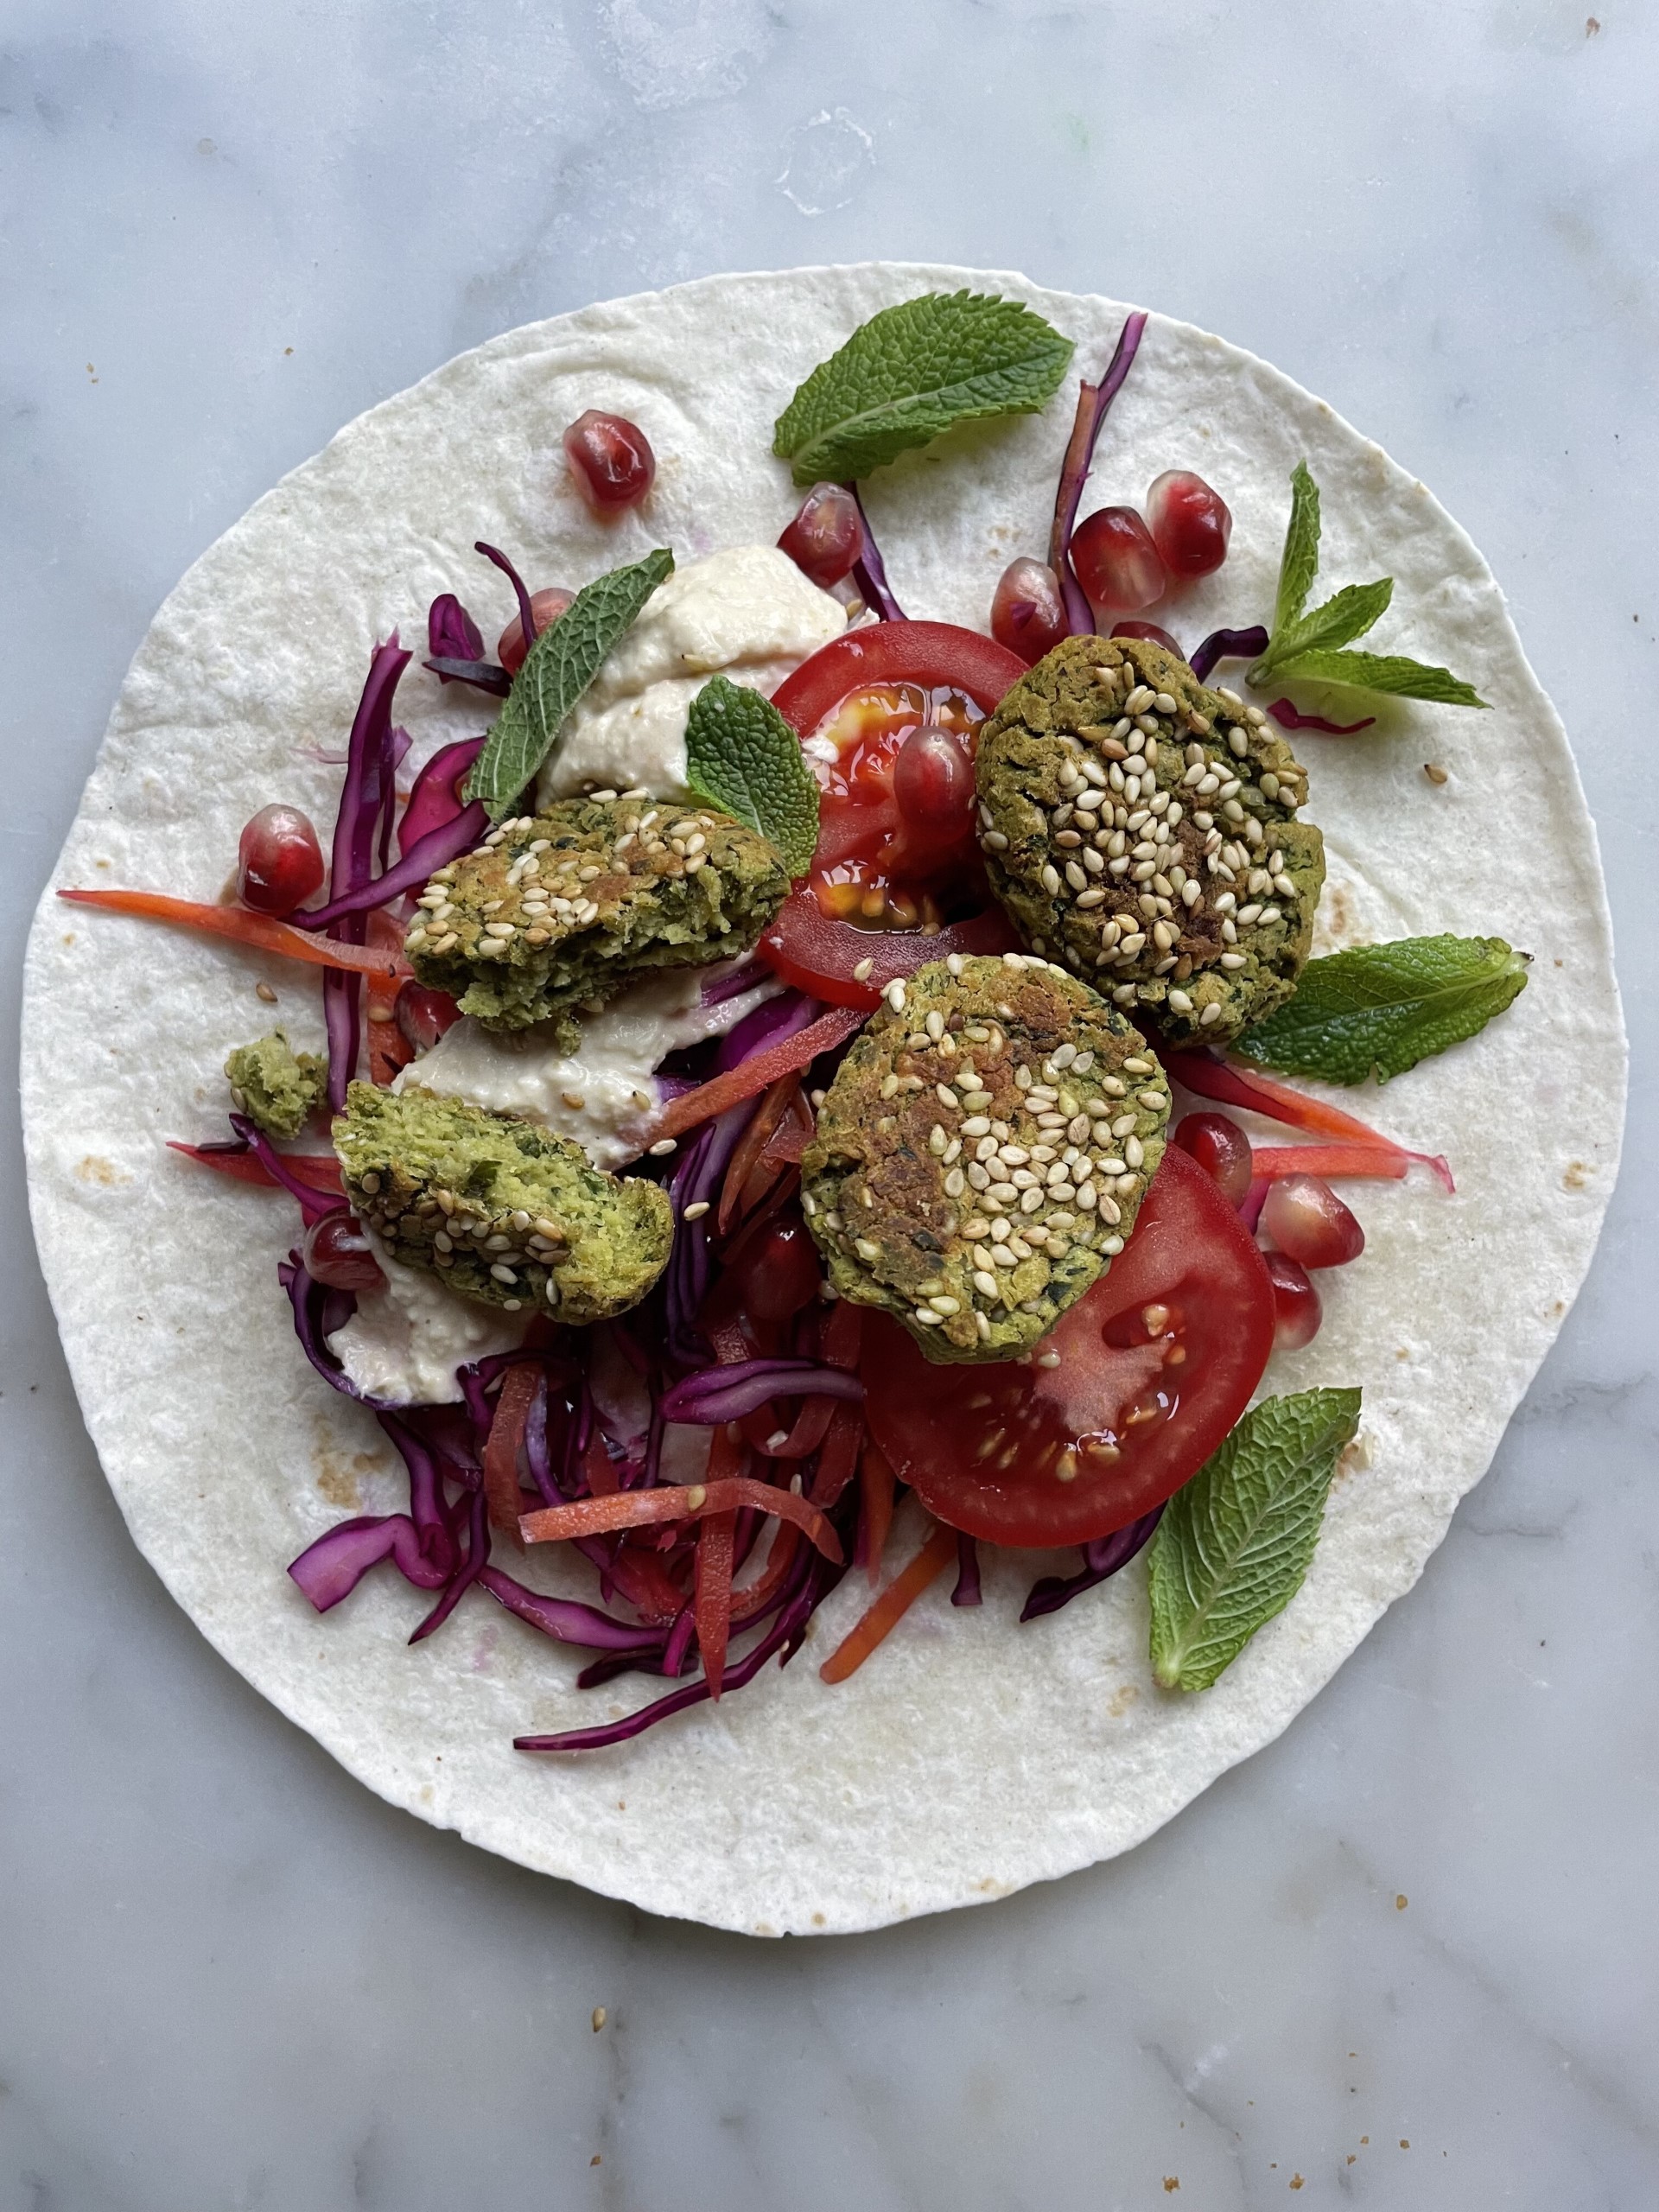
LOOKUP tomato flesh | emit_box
[861,1146,1274,1548]
[761,623,1027,1005]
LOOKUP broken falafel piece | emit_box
[800,954,1170,1363]
[974,636,1324,1046]
[225,1030,326,1141]
[333,1081,673,1324]
[403,795,789,1048]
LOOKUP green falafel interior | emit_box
[334,1082,673,1325]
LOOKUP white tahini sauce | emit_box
[397,964,780,1169]
[535,543,844,804]
[326,1229,527,1407]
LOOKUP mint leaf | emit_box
[1254,577,1394,682]
[683,676,819,878]
[464,549,674,820]
[1250,464,1486,710]
[1272,461,1322,635]
[773,292,1074,487]
[1235,933,1528,1084]
[1261,646,1490,709]
[1148,1389,1363,1693]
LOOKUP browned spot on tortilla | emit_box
[61,931,75,945]
[1323,886,1353,939]
[75,1154,129,1187]
[1395,1347,1411,1361]
[1563,1160,1591,1190]
[313,1439,383,1509]
[1108,1684,1141,1717]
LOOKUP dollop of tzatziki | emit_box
[534,543,844,804]
[396,964,780,1170]
[326,1227,527,1405]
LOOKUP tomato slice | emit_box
[861,1146,1274,1548]
[770,621,1027,736]
[761,895,1019,1010]
[762,623,1028,1006]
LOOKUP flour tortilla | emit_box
[22,266,1624,1936]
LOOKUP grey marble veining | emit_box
[3,1,1656,2205]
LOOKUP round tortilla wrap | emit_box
[22,265,1624,1936]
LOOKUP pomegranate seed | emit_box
[1069,505,1166,614]
[1262,1173,1365,1269]
[1110,620,1185,658]
[395,981,462,1055]
[778,483,862,588]
[1173,1111,1253,1206]
[1146,471,1232,581]
[892,722,974,858]
[562,410,655,513]
[1264,1250,1322,1350]
[302,1211,387,1294]
[498,588,575,677]
[238,804,325,918]
[990,558,1068,664]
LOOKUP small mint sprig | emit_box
[683,676,819,880]
[1245,463,1488,708]
[1236,933,1529,1085]
[465,549,673,821]
[1148,1388,1363,1693]
[772,292,1074,487]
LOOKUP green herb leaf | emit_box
[1235,933,1528,1084]
[1258,646,1490,709]
[1254,578,1395,683]
[1148,1389,1363,1693]
[683,675,820,878]
[1272,461,1322,635]
[1251,463,1486,709]
[772,292,1075,487]
[464,549,674,819]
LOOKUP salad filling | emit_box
[62,286,1534,1759]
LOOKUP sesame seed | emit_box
[885,979,907,1012]
[855,1236,880,1262]
[936,1084,957,1110]
[1424,760,1449,785]
[928,1295,960,1317]
[946,953,965,976]
[1198,1002,1224,1027]
[983,830,1009,849]
[648,1137,677,1156]
[1102,1236,1125,1255]
[1166,989,1194,1014]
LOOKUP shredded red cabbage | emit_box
[951,1532,982,1607]
[1020,1506,1164,1620]
[296,801,489,930]
[659,1360,864,1424]
[1187,625,1269,683]
[474,540,538,647]
[1049,312,1148,636]
[399,737,486,855]
[844,483,906,621]
[427,593,483,668]
[1264,698,1376,735]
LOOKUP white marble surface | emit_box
[2,0,1654,2202]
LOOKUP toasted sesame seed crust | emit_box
[800,956,1170,1363]
[404,797,788,1046]
[974,638,1325,1046]
[333,1082,673,1323]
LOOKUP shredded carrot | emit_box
[819,1519,955,1684]
[582,1427,620,1497]
[648,1007,863,1142]
[858,1440,895,1585]
[729,1522,800,1626]
[519,1476,842,1562]
[368,1016,415,1086]
[606,1543,687,1625]
[1166,1052,1453,1192]
[167,1141,344,1196]
[820,1298,864,1370]
[759,1093,813,1168]
[810,1402,865,1509]
[1250,1144,1408,1183]
[482,1363,539,1543]
[58,888,407,978]
[717,1072,798,1236]
[694,1511,736,1698]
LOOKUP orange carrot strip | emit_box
[729,1522,800,1626]
[695,1508,737,1700]
[167,1141,344,1196]
[818,1520,955,1684]
[368,1016,415,1087]
[858,1440,895,1586]
[519,1476,842,1562]
[1250,1145,1408,1183]
[648,1007,863,1142]
[58,888,406,978]
[716,1072,798,1236]
[809,1401,864,1510]
[482,1363,539,1543]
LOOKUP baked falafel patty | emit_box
[801,954,1170,1363]
[404,796,789,1047]
[975,636,1324,1046]
[334,1082,674,1324]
